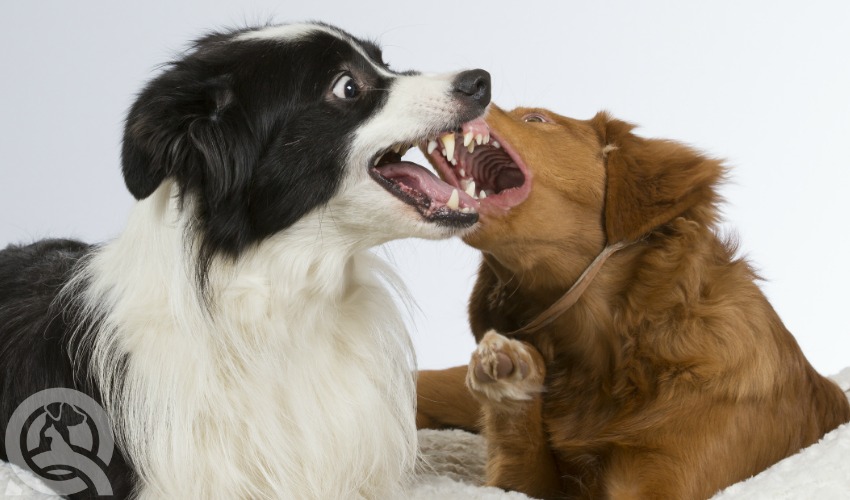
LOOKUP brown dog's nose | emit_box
[452,69,491,109]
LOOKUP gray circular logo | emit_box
[4,388,114,496]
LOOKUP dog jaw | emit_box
[458,106,609,283]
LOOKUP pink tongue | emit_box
[375,162,477,208]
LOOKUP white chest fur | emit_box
[72,184,417,499]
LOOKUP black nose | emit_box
[452,69,491,108]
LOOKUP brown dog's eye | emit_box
[523,113,548,123]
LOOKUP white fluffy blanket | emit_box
[4,368,849,499]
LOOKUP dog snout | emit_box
[452,69,491,109]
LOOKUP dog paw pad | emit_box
[466,330,543,404]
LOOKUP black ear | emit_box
[121,67,236,200]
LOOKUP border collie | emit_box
[0,22,490,499]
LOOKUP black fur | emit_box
[121,26,398,288]
[0,239,135,498]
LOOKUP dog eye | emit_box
[332,74,360,99]
[523,113,548,123]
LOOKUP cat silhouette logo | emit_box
[5,388,114,496]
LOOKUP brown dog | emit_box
[416,105,850,499]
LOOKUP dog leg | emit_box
[467,330,562,498]
[416,365,482,432]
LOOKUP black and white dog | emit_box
[0,23,491,498]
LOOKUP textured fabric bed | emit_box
[3,368,849,499]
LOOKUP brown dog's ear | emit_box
[591,112,725,243]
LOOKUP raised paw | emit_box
[466,330,545,407]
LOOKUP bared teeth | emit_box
[463,132,474,147]
[447,189,459,210]
[393,144,410,155]
[459,168,466,177]
[427,140,438,155]
[465,180,477,197]
[441,134,455,162]
[475,134,483,145]
[479,190,487,199]
[492,140,500,149]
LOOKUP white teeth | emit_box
[460,207,474,214]
[447,189,459,210]
[475,134,483,145]
[441,134,455,162]
[373,156,382,166]
[492,140,500,149]
[427,140,438,155]
[467,141,475,153]
[465,180,476,197]
[483,132,490,144]
[385,143,411,155]
[463,132,474,147]
[479,190,487,199]
[459,168,466,177]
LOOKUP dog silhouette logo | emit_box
[5,388,114,496]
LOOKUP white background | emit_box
[1,1,848,375]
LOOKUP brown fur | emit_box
[417,105,850,499]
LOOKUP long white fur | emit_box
[60,26,477,498]
[66,181,417,499]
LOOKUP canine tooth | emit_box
[447,189,459,210]
[441,134,455,162]
[465,180,476,197]
[373,156,381,166]
[492,140,500,149]
[427,140,438,154]
[480,190,487,199]
[392,144,401,154]
[463,132,474,147]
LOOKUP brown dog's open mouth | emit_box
[369,120,490,228]
[422,118,531,216]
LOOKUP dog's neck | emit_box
[503,241,633,335]
[71,180,417,497]
[475,218,723,364]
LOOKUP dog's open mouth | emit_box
[368,120,492,227]
[421,119,531,217]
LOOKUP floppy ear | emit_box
[121,68,239,200]
[592,113,725,243]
